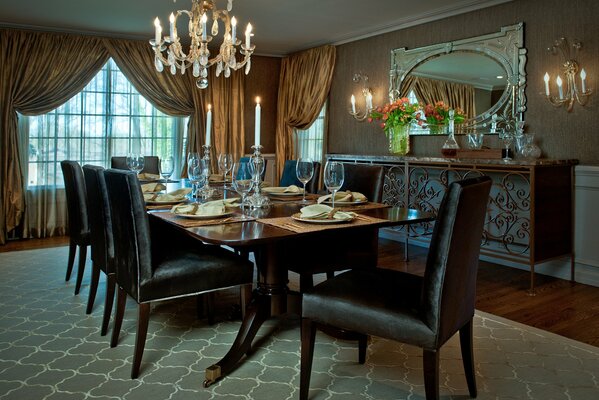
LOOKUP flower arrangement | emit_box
[368,97,421,134]
[423,101,466,126]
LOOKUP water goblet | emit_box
[232,162,254,210]
[296,158,314,203]
[160,156,174,182]
[499,131,515,162]
[218,153,233,188]
[126,153,144,176]
[188,158,204,203]
[324,161,344,209]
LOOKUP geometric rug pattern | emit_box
[1,247,598,399]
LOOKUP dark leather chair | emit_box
[339,163,385,203]
[279,160,321,193]
[60,160,90,295]
[236,156,267,181]
[103,168,254,379]
[82,165,116,336]
[111,156,160,175]
[300,176,492,400]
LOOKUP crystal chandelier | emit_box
[151,0,254,89]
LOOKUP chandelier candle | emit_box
[255,97,261,147]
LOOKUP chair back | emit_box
[421,176,492,345]
[83,165,114,274]
[104,168,153,301]
[339,163,385,203]
[236,156,267,181]
[60,160,89,240]
[111,156,160,175]
[279,160,321,193]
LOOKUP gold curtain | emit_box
[0,29,109,244]
[407,76,476,118]
[275,45,336,179]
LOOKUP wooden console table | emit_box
[326,154,578,293]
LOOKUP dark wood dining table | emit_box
[148,193,434,387]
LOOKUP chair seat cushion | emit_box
[302,269,436,348]
[139,247,253,303]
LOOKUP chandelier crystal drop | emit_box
[150,0,254,89]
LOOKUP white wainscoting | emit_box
[381,164,599,287]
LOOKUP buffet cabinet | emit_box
[326,154,578,293]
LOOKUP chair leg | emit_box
[86,264,101,314]
[423,348,439,400]
[101,273,116,336]
[459,319,477,398]
[66,241,77,281]
[131,302,150,379]
[300,318,317,400]
[74,245,87,295]
[110,287,127,348]
[299,273,314,292]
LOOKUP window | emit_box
[26,59,187,187]
[294,104,326,162]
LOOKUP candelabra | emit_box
[348,73,374,121]
[198,144,216,199]
[543,37,592,112]
[247,145,270,208]
[150,0,255,89]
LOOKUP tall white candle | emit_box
[543,72,550,96]
[154,18,162,44]
[201,14,207,41]
[254,97,261,147]
[231,17,237,43]
[205,105,212,147]
[245,23,252,48]
[169,13,175,39]
[556,76,564,99]
[350,95,356,113]
[366,93,373,109]
[581,69,587,93]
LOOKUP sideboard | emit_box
[326,154,579,294]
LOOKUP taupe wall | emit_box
[243,55,281,154]
[328,0,599,164]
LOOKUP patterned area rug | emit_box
[0,247,598,399]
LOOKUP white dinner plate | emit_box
[145,199,188,205]
[321,198,368,205]
[291,213,354,224]
[173,210,235,220]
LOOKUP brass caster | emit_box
[203,379,214,388]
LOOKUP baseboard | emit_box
[379,228,599,288]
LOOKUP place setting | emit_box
[159,198,255,227]
[144,187,192,209]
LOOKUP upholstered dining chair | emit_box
[236,156,267,181]
[60,160,90,295]
[82,165,116,336]
[279,160,321,193]
[103,168,254,379]
[110,156,160,175]
[339,162,385,202]
[300,176,492,400]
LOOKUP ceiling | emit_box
[0,0,513,56]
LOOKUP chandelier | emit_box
[151,0,254,89]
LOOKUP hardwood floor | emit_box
[2,235,599,346]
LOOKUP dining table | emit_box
[146,182,435,387]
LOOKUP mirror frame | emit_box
[389,23,527,134]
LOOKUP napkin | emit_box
[202,198,240,208]
[138,173,161,181]
[171,202,225,217]
[299,204,356,221]
[141,182,166,193]
[264,185,303,194]
[143,188,191,202]
[317,191,368,204]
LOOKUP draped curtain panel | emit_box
[403,76,476,119]
[275,45,336,180]
[0,29,109,244]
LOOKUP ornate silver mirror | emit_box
[389,23,526,134]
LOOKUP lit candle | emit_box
[154,18,162,44]
[254,97,261,147]
[169,13,175,39]
[205,104,212,147]
[581,68,587,93]
[245,23,252,48]
[201,13,207,41]
[350,95,356,113]
[231,17,237,44]
[543,72,550,96]
[491,113,497,133]
[556,76,563,99]
[366,92,373,109]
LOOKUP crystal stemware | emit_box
[296,158,314,203]
[160,156,174,182]
[499,131,515,162]
[232,162,254,210]
[324,161,344,209]
[217,153,233,188]
[126,153,144,176]
[187,158,204,203]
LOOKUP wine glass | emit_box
[218,153,233,188]
[232,162,254,209]
[323,161,344,209]
[499,130,515,163]
[188,158,205,203]
[296,158,314,203]
[160,156,174,183]
[126,153,144,176]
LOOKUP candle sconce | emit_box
[543,37,592,112]
[348,72,373,121]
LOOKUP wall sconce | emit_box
[348,73,373,121]
[543,37,592,112]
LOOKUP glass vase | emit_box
[441,110,459,158]
[387,124,410,155]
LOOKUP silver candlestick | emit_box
[247,145,270,208]
[198,144,216,199]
